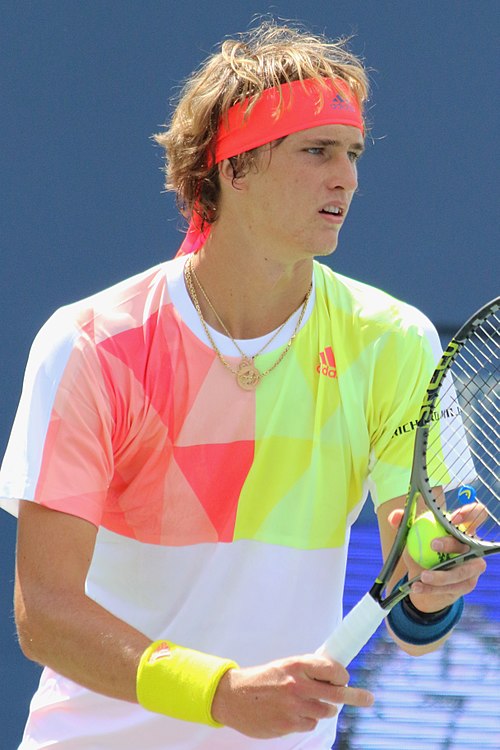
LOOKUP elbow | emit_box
[14,585,55,666]
[16,625,41,665]
[15,600,44,664]
[17,635,42,665]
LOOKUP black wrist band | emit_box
[401,594,452,624]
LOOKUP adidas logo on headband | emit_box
[330,93,356,113]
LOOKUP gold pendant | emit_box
[236,358,261,390]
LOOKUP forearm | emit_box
[15,576,376,737]
[15,572,148,703]
[386,619,451,656]
[15,501,150,702]
[14,503,375,738]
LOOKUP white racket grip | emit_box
[316,594,388,667]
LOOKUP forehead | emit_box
[287,123,365,149]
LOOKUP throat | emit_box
[184,256,312,389]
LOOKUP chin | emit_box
[313,242,338,258]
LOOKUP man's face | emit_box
[230,124,364,263]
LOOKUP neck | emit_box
[189,227,313,340]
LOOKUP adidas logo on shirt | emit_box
[316,346,337,378]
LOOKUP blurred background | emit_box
[1,2,498,748]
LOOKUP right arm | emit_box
[15,501,148,702]
[15,500,373,738]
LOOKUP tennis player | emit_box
[0,20,485,750]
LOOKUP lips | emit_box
[319,203,346,226]
[319,204,345,217]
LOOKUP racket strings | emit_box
[424,308,499,546]
[466,390,498,441]
[462,388,499,465]
[456,377,498,452]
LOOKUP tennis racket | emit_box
[318,296,500,667]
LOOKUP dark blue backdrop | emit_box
[1,2,498,747]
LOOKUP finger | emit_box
[301,699,339,720]
[304,677,374,708]
[431,536,469,555]
[327,685,375,708]
[450,502,489,532]
[420,558,487,587]
[293,717,319,735]
[411,561,487,600]
[302,659,374,708]
[303,657,349,686]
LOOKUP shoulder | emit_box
[36,258,184,348]
[27,258,184,380]
[314,262,440,358]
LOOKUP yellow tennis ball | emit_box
[407,512,456,569]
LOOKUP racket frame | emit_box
[356,296,499,611]
[319,296,499,666]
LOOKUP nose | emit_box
[326,153,358,194]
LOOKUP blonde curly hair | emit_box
[153,21,369,229]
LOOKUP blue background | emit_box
[1,2,498,747]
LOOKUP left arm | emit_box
[377,495,487,656]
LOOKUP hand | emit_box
[389,508,487,614]
[211,654,374,738]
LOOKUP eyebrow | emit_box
[303,137,365,154]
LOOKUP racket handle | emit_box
[316,593,388,667]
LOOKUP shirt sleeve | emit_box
[367,309,442,508]
[0,307,114,523]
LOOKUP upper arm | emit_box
[0,311,114,526]
[367,316,439,511]
[376,495,406,569]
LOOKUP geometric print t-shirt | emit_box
[0,256,442,750]
[0,256,441,545]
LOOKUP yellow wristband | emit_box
[136,640,238,727]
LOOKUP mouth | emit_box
[319,205,345,223]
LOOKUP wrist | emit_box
[387,575,464,646]
[136,640,239,727]
[210,663,239,726]
[403,593,452,624]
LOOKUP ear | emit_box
[218,158,247,191]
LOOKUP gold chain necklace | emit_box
[184,256,312,390]
[189,261,294,357]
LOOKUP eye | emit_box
[348,150,362,163]
[306,147,324,156]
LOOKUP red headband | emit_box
[177,77,364,256]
